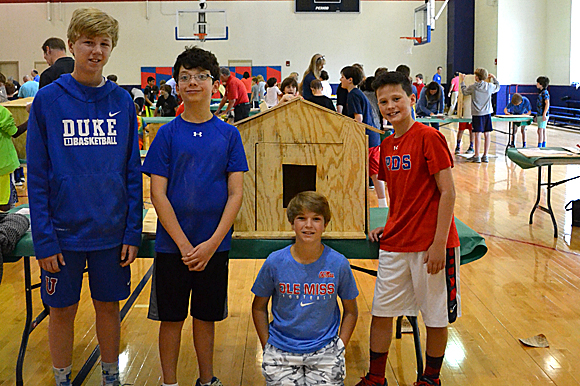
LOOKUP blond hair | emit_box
[67,8,119,48]
[286,191,331,225]
[474,68,488,82]
[299,54,325,93]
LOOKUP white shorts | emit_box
[371,247,461,328]
[262,336,346,386]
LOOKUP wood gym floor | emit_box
[1,121,580,386]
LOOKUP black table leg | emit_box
[529,166,542,225]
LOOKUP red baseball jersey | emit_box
[378,121,460,252]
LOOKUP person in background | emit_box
[433,66,443,85]
[460,68,500,163]
[156,84,178,117]
[106,74,117,84]
[306,79,335,111]
[31,69,40,82]
[40,37,76,89]
[320,70,332,98]
[18,75,39,98]
[416,81,445,130]
[264,77,281,108]
[241,71,252,95]
[215,67,251,122]
[536,76,550,147]
[448,72,460,116]
[413,73,425,98]
[300,54,325,99]
[504,93,532,148]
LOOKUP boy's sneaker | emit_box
[467,155,481,163]
[481,155,489,163]
[355,374,388,386]
[454,147,460,155]
[466,147,474,154]
[195,377,224,386]
[102,374,121,386]
[413,375,441,386]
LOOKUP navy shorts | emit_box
[148,250,229,322]
[41,245,131,308]
[472,114,493,133]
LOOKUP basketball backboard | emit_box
[175,9,228,41]
[413,3,430,45]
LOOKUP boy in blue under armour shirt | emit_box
[252,191,359,386]
[142,46,248,386]
[27,8,142,386]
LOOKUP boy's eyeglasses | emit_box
[178,73,214,83]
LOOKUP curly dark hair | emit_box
[173,46,220,82]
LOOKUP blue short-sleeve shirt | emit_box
[506,96,532,115]
[537,89,550,116]
[251,245,359,354]
[142,115,248,253]
[347,88,380,148]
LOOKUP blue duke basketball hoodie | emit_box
[27,74,143,259]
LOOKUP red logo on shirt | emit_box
[318,271,334,278]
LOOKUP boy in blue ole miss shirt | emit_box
[252,191,359,386]
[27,8,142,386]
[142,46,248,386]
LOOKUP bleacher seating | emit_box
[548,106,580,128]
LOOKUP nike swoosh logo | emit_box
[300,302,314,307]
[109,111,121,117]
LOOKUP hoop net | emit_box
[400,36,421,54]
[194,33,207,42]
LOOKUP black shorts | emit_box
[472,114,493,133]
[233,102,250,122]
[148,250,229,322]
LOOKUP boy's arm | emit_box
[25,101,65,271]
[424,167,455,275]
[215,93,228,115]
[121,111,144,267]
[150,174,194,257]
[252,295,271,349]
[543,97,550,119]
[416,91,430,115]
[183,171,244,271]
[338,298,358,347]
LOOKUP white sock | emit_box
[53,365,72,385]
[162,383,179,386]
[378,198,388,208]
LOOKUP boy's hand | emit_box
[120,244,138,267]
[368,227,384,243]
[38,253,65,273]
[488,73,495,80]
[424,243,445,274]
[183,239,218,271]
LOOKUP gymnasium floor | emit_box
[1,121,580,386]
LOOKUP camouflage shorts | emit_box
[262,336,346,386]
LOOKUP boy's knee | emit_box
[93,300,120,315]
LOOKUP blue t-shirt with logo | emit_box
[433,73,442,85]
[506,96,532,115]
[142,115,248,253]
[347,87,380,147]
[251,245,359,354]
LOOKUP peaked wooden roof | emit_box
[235,97,383,134]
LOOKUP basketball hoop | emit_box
[400,36,421,55]
[400,36,422,44]
[194,32,207,42]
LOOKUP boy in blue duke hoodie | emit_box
[252,191,358,386]
[26,8,142,386]
[142,46,248,386]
